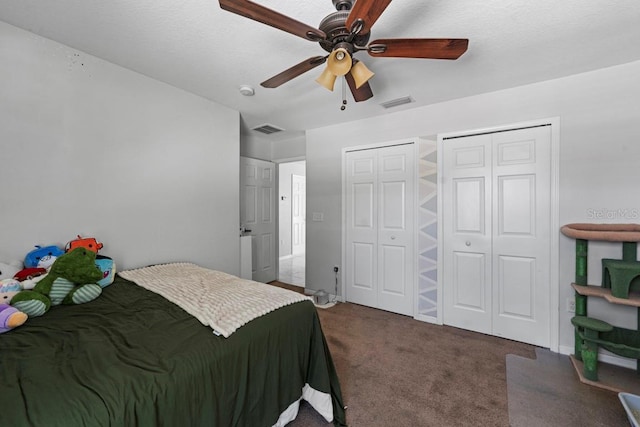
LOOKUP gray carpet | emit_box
[288,301,535,426]
[268,282,630,426]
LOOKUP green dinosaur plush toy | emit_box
[11,248,103,317]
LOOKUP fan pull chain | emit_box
[340,77,347,111]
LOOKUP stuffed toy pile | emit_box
[11,247,104,317]
[0,235,116,333]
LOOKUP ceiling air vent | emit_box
[380,96,414,109]
[252,123,284,135]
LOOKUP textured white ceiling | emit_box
[1,0,639,142]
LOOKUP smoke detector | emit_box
[239,85,255,96]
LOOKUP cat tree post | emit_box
[574,238,589,359]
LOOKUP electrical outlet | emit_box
[566,298,575,313]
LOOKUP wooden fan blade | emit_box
[345,0,392,35]
[219,0,325,41]
[368,38,469,59]
[345,72,374,102]
[261,56,327,88]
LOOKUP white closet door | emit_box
[376,145,415,315]
[345,144,415,316]
[345,149,378,308]
[442,127,551,347]
[491,126,551,347]
[442,134,493,334]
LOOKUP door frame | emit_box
[437,117,560,352]
[275,157,306,281]
[291,174,306,256]
[341,138,419,315]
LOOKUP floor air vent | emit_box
[380,96,414,109]
[252,123,284,135]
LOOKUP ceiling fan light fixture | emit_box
[326,48,352,77]
[315,67,338,91]
[350,60,374,89]
[218,0,468,105]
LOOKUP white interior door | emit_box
[491,127,551,346]
[442,134,493,334]
[345,143,415,316]
[345,149,378,308]
[442,126,551,347]
[291,174,306,256]
[240,157,276,283]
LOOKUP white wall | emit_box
[306,60,640,353]
[240,134,271,161]
[241,133,306,162]
[278,161,306,257]
[272,135,306,162]
[0,22,241,273]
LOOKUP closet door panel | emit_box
[346,143,415,316]
[377,144,415,316]
[492,126,551,347]
[497,255,535,319]
[346,150,378,308]
[443,135,493,334]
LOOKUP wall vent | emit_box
[252,123,285,135]
[380,96,414,109]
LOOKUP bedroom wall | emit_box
[240,134,271,161]
[305,60,640,355]
[272,135,306,162]
[0,22,241,274]
[241,133,306,162]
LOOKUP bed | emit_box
[0,263,346,427]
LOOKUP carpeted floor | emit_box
[289,300,536,426]
[268,282,627,426]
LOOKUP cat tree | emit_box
[561,223,640,390]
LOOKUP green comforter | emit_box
[0,276,346,427]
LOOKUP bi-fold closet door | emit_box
[442,126,552,347]
[345,143,415,316]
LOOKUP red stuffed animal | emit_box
[65,235,103,253]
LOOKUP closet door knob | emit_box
[391,236,396,240]
[465,241,471,246]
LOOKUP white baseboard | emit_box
[558,345,637,370]
[414,314,440,325]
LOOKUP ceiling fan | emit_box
[218,0,468,104]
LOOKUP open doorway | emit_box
[278,161,306,287]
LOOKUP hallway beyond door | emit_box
[279,253,305,287]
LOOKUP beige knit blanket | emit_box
[119,263,310,338]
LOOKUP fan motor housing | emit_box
[318,11,370,53]
[332,0,353,10]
